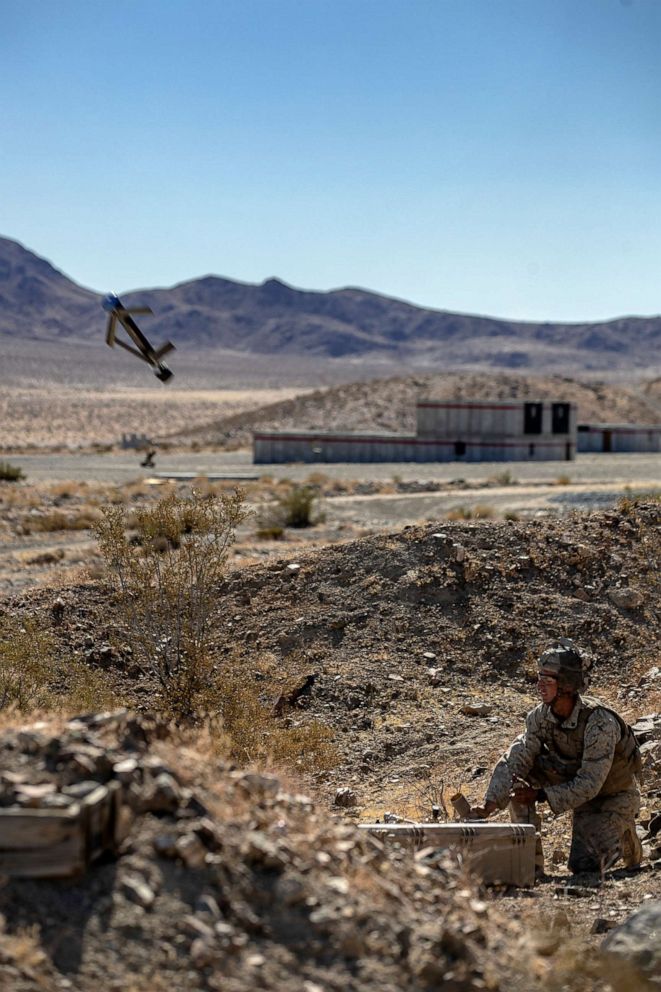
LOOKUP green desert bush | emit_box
[0,461,25,482]
[257,485,324,536]
[278,484,323,527]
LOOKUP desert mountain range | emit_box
[0,235,659,372]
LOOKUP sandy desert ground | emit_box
[0,344,659,992]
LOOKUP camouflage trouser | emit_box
[508,761,641,874]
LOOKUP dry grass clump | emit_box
[0,614,120,714]
[490,469,515,485]
[23,508,103,533]
[446,503,494,520]
[210,668,338,773]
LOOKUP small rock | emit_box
[232,771,280,799]
[113,757,139,783]
[121,875,155,909]
[244,831,287,870]
[608,586,644,610]
[190,937,216,968]
[62,780,101,799]
[14,783,57,807]
[601,901,661,987]
[153,833,179,858]
[195,894,221,919]
[460,701,492,717]
[141,772,181,813]
[176,833,208,869]
[183,915,215,940]
[334,787,357,808]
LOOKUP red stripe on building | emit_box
[253,434,570,449]
[416,402,524,411]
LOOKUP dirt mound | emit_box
[0,711,526,992]
[5,502,659,796]
[169,372,661,446]
[1,504,660,990]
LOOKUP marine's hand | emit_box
[510,785,540,805]
[467,800,497,820]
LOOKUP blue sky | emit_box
[2,0,660,321]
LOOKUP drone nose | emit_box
[101,293,121,312]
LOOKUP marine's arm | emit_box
[483,708,545,810]
[543,710,620,814]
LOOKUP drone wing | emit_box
[105,313,119,347]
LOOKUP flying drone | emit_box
[102,293,175,382]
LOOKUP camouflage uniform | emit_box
[484,695,641,873]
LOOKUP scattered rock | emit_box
[601,901,661,988]
[175,833,208,869]
[121,875,155,910]
[608,586,644,610]
[460,702,493,717]
[334,787,357,807]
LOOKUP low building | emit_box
[253,399,577,464]
[577,423,661,453]
[121,432,152,450]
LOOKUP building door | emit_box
[602,431,612,453]
[552,402,571,434]
[524,402,543,434]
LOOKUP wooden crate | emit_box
[358,822,536,887]
[0,780,122,879]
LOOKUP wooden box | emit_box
[0,781,122,879]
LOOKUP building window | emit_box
[524,402,543,434]
[552,402,570,434]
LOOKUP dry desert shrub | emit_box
[23,508,103,533]
[94,488,247,722]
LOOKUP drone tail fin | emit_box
[152,341,176,360]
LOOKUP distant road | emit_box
[7,450,661,488]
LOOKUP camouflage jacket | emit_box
[484,695,640,815]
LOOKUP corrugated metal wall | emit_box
[253,400,585,463]
[577,425,661,453]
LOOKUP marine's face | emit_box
[537,671,559,705]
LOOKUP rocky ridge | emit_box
[167,371,661,446]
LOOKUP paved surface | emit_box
[7,450,661,487]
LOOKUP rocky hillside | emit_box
[1,236,660,372]
[6,502,659,794]
[1,502,659,991]
[170,371,661,445]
